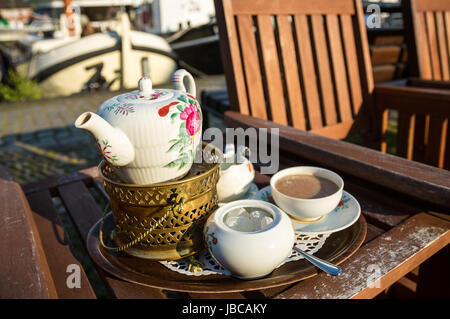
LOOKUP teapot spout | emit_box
[75,112,135,166]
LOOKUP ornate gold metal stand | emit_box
[98,144,222,260]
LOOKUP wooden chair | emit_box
[214,0,450,169]
[215,0,375,140]
[402,0,450,84]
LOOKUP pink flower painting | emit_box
[180,104,201,136]
[159,93,202,170]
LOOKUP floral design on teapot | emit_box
[115,104,135,116]
[180,102,201,136]
[102,102,135,116]
[96,138,118,163]
[158,93,202,170]
[123,90,167,101]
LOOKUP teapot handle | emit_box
[172,69,196,98]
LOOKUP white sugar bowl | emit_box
[203,200,295,280]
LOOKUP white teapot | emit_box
[217,144,255,202]
[75,69,202,185]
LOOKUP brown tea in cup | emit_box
[274,174,339,199]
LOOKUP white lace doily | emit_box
[159,232,330,276]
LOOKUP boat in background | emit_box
[17,1,177,98]
[9,0,219,97]
[168,17,221,75]
[139,0,220,75]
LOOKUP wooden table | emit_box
[1,121,449,299]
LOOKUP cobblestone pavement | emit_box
[0,75,226,184]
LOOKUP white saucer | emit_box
[218,183,259,207]
[252,186,361,235]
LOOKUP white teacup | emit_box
[270,167,344,222]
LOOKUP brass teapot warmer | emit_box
[98,145,222,261]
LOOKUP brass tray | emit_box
[87,212,367,293]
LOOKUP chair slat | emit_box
[256,15,288,124]
[445,122,450,170]
[380,109,389,153]
[236,15,268,120]
[58,182,103,240]
[311,15,338,126]
[396,112,415,160]
[0,179,57,298]
[220,0,250,115]
[425,11,442,80]
[294,14,322,130]
[445,12,450,74]
[425,116,447,167]
[57,181,167,299]
[310,120,355,140]
[440,118,449,168]
[230,0,355,15]
[341,14,363,115]
[276,15,306,129]
[412,114,427,163]
[435,11,450,80]
[415,0,450,12]
[27,190,97,298]
[414,12,433,79]
[354,0,374,93]
[326,14,353,122]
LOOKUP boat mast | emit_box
[119,11,133,89]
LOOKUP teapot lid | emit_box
[116,77,175,103]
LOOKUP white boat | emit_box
[20,11,177,98]
[11,0,218,97]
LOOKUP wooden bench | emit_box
[1,122,449,298]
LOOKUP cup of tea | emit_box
[270,166,344,222]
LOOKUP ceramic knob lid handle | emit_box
[138,77,153,97]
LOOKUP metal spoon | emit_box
[293,246,342,276]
